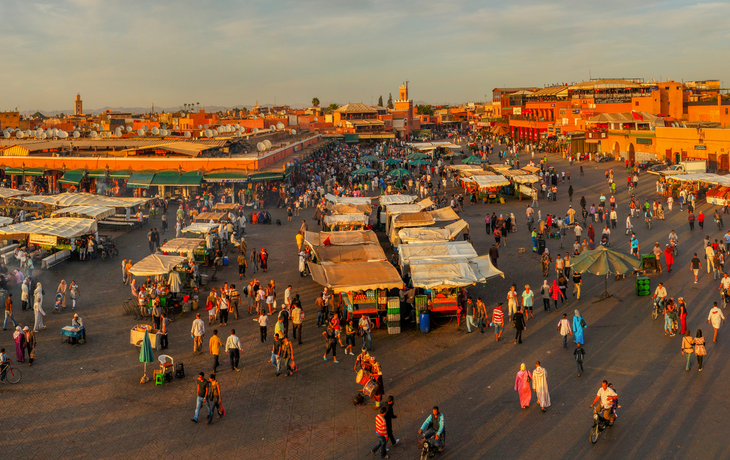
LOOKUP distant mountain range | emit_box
[19,100,446,117]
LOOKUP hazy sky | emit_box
[1,0,728,112]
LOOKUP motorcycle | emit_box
[419,435,443,460]
[99,242,119,260]
[652,297,664,320]
[589,406,615,444]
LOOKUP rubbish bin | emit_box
[420,312,430,333]
[537,238,546,255]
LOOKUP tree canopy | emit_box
[312,97,320,107]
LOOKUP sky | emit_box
[1,0,728,112]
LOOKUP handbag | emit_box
[206,300,214,311]
[580,317,587,328]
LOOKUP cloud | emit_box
[0,0,727,111]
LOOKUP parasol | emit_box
[462,155,486,165]
[359,155,380,162]
[383,158,401,166]
[388,168,411,177]
[570,246,642,301]
[409,159,431,166]
[352,167,377,175]
[407,152,429,160]
[139,329,154,383]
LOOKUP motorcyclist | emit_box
[590,380,618,423]
[644,208,653,227]
[418,406,445,452]
[719,273,730,304]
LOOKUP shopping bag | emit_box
[219,403,226,416]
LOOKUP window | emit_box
[726,109,728,115]
[635,101,639,106]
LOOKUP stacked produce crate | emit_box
[414,295,429,324]
[387,297,401,334]
[636,276,650,296]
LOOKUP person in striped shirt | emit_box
[492,303,505,342]
[371,407,390,458]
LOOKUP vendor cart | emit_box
[635,254,662,276]
[61,326,85,345]
[130,324,162,350]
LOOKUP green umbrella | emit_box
[360,155,380,162]
[462,155,486,165]
[139,328,155,383]
[388,168,410,177]
[407,152,429,160]
[352,167,376,175]
[409,159,431,166]
[570,246,642,301]
[383,158,401,166]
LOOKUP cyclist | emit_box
[653,282,668,311]
[0,348,8,381]
[719,273,730,306]
[644,207,653,228]
[418,406,445,452]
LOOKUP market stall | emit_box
[324,193,372,206]
[194,211,226,223]
[129,254,187,277]
[397,241,478,271]
[501,170,540,199]
[160,237,208,265]
[378,195,418,206]
[462,175,510,203]
[323,214,370,231]
[326,203,373,215]
[212,202,237,211]
[312,244,387,264]
[397,227,452,245]
[307,260,403,325]
[181,223,218,234]
[0,217,98,267]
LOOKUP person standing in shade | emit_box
[257,311,268,343]
[291,301,303,345]
[558,313,572,349]
[191,313,205,354]
[322,323,339,363]
[708,302,725,342]
[464,297,477,333]
[278,335,294,376]
[532,361,551,412]
[690,253,702,284]
[384,396,399,447]
[574,343,585,376]
[513,307,526,344]
[573,309,586,345]
[514,363,532,409]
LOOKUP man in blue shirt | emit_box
[630,234,640,259]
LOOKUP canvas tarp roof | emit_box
[448,164,483,172]
[461,170,496,177]
[323,214,369,227]
[428,207,460,222]
[0,188,30,199]
[386,204,423,217]
[195,212,227,222]
[325,194,372,206]
[397,228,452,244]
[417,197,434,209]
[0,217,97,239]
[409,255,503,289]
[522,166,541,174]
[161,238,204,254]
[392,212,436,229]
[0,217,13,227]
[213,203,237,210]
[22,192,150,208]
[464,175,510,188]
[444,219,469,238]
[129,254,186,276]
[181,223,218,234]
[314,244,386,264]
[305,230,379,247]
[667,173,730,187]
[307,261,402,293]
[398,241,478,267]
[379,195,417,206]
[326,203,372,215]
[51,206,115,220]
[511,174,540,183]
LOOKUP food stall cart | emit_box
[312,244,387,264]
[160,237,208,265]
[397,241,478,272]
[323,214,370,231]
[194,212,226,223]
[462,175,510,203]
[213,202,237,211]
[501,170,540,199]
[307,260,403,327]
[409,255,503,326]
[389,207,460,246]
[130,324,162,350]
[326,203,373,215]
[324,193,372,206]
[129,254,187,316]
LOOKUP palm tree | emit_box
[312,97,320,107]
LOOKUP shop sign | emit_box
[29,234,57,246]
[636,138,652,145]
[694,145,707,150]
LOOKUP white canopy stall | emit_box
[129,254,187,276]
[51,206,115,220]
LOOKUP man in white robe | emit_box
[532,361,551,411]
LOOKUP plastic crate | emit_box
[387,314,400,322]
[387,307,401,315]
[388,326,401,334]
[415,295,429,311]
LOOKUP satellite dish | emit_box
[35,129,43,137]
[160,129,169,136]
[126,126,132,132]
[73,131,80,138]
[151,127,160,135]
[204,124,209,129]
[174,125,179,130]
[59,131,68,139]
[257,142,265,151]
[90,131,98,138]
[40,132,47,139]
[25,130,32,136]
[254,128,259,134]
[3,132,9,139]
[234,124,240,129]
[291,129,297,135]
[313,117,318,122]
[337,122,342,127]
[205,129,213,138]
[198,124,203,129]
[263,140,272,149]
[142,125,148,132]
[137,129,145,136]
[184,131,191,138]
[253,115,257,120]
[212,130,219,136]
[16,131,25,139]
[115,128,122,137]
[276,122,284,130]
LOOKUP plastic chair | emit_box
[154,372,165,386]
[158,355,174,381]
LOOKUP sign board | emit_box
[29,234,58,246]
[513,107,522,115]
[636,138,653,145]
[695,145,707,150]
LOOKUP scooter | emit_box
[589,406,616,444]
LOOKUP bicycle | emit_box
[0,361,22,384]
[645,217,652,230]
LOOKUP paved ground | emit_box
[1,144,728,460]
